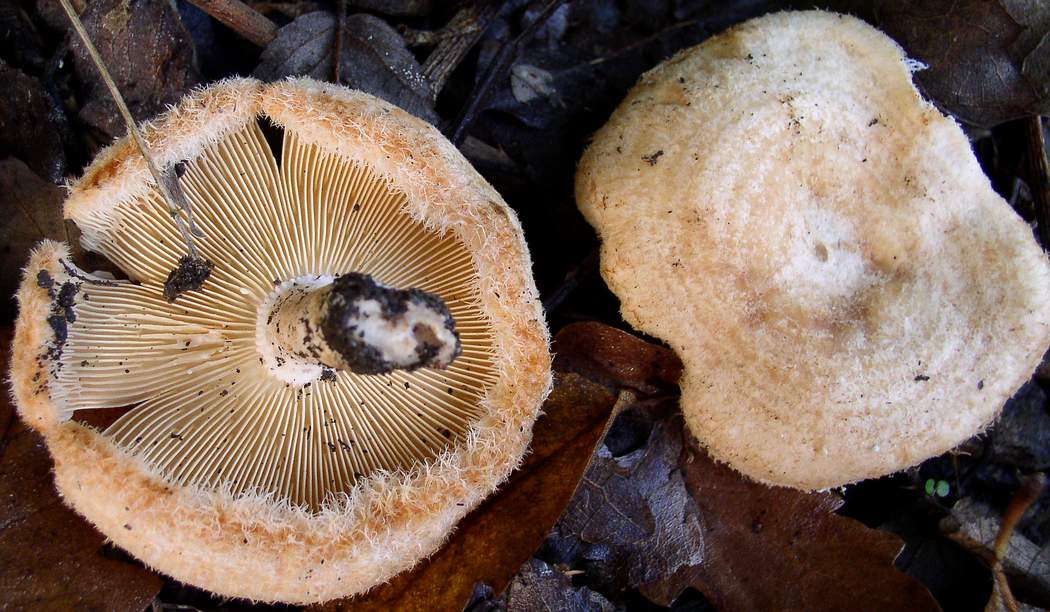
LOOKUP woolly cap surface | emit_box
[575,11,1050,490]
[11,78,551,602]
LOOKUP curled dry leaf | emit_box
[942,498,1050,608]
[504,558,615,612]
[67,0,201,138]
[254,12,437,122]
[0,330,164,610]
[556,409,704,605]
[551,320,682,394]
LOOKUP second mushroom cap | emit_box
[575,11,1050,490]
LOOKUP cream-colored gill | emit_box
[57,119,499,508]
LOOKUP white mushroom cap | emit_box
[10,78,551,603]
[575,11,1050,490]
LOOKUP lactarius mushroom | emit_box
[10,77,551,603]
[575,11,1050,490]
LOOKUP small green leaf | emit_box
[924,478,936,496]
[935,480,950,498]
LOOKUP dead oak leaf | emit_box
[541,322,938,610]
[680,436,941,611]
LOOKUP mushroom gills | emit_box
[45,119,499,509]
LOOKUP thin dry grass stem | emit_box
[57,0,203,258]
[333,0,346,85]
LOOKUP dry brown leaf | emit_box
[0,158,112,326]
[680,439,942,611]
[551,321,682,395]
[0,329,164,610]
[824,0,1050,127]
[541,322,940,610]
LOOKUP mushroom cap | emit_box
[575,11,1050,490]
[11,78,551,602]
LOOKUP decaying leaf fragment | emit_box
[0,159,67,324]
[532,323,939,609]
[942,497,1050,608]
[66,0,200,138]
[557,412,704,605]
[0,64,68,182]
[679,437,941,611]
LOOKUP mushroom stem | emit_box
[267,272,461,376]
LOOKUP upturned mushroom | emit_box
[575,11,1050,490]
[11,78,551,602]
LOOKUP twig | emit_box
[185,0,277,47]
[1026,117,1050,249]
[421,0,501,100]
[402,25,469,47]
[986,472,1046,612]
[252,2,318,20]
[333,0,346,84]
[58,0,202,258]
[447,0,564,145]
